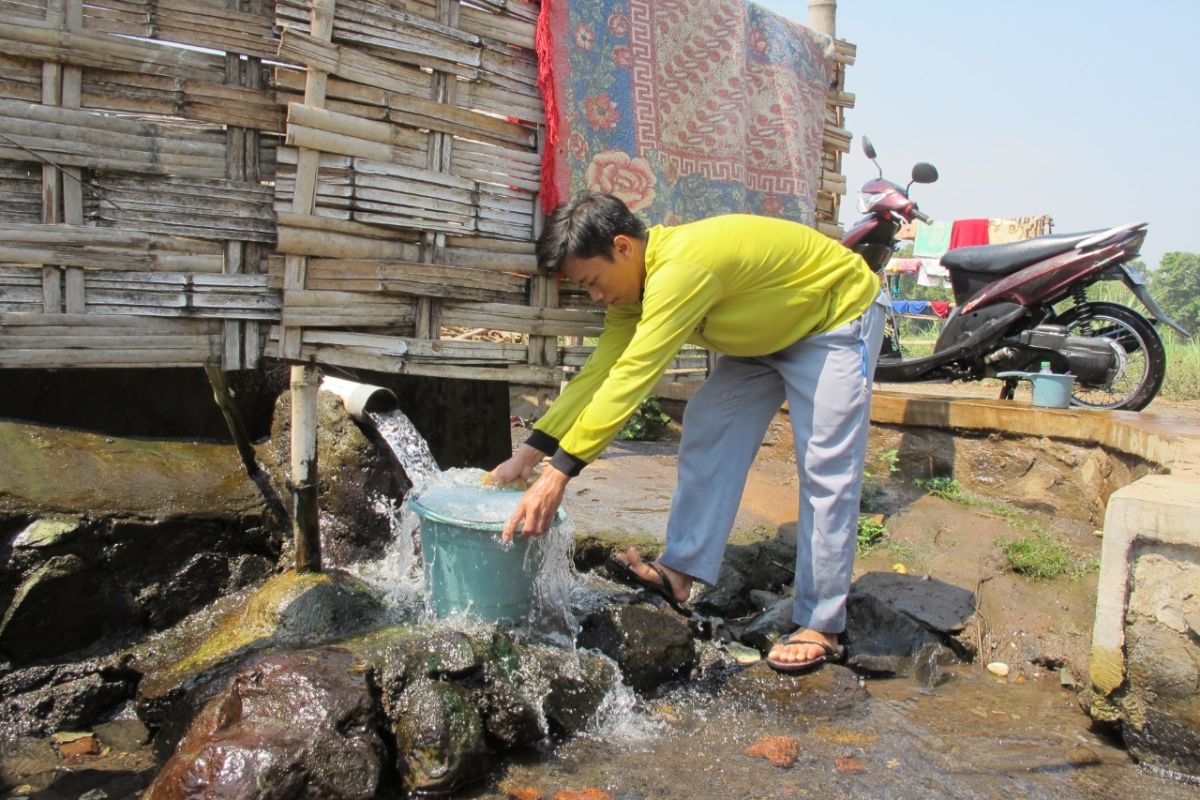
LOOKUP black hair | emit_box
[535,191,647,275]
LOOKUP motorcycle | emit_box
[842,136,1189,411]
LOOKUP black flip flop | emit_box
[765,631,845,674]
[604,555,693,617]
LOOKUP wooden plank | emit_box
[440,301,603,337]
[0,18,227,81]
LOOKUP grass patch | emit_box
[915,476,970,503]
[856,515,886,554]
[997,532,1098,580]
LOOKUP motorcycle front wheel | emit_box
[1055,302,1165,411]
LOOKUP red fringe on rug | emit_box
[535,0,561,212]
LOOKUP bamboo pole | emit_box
[290,363,321,572]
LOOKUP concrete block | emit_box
[1089,472,1200,776]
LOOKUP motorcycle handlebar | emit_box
[912,209,932,224]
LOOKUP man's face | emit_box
[561,235,645,306]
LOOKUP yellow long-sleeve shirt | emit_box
[530,214,878,474]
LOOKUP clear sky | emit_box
[757,1,1200,270]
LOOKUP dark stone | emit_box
[390,677,488,795]
[576,604,696,694]
[851,572,976,634]
[421,630,482,679]
[542,650,619,737]
[0,655,140,740]
[693,563,748,618]
[0,554,137,663]
[0,736,59,785]
[93,718,151,753]
[269,390,406,565]
[475,631,544,749]
[738,596,794,653]
[843,592,944,677]
[724,662,868,718]
[911,642,961,688]
[146,648,385,800]
[140,551,231,630]
[135,572,386,762]
[736,537,797,594]
[1121,704,1200,780]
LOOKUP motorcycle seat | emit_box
[941,230,1105,275]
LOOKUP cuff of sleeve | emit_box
[524,429,559,456]
[549,448,588,478]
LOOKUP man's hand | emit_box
[487,443,543,488]
[502,465,569,542]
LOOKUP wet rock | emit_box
[912,642,959,688]
[851,572,976,633]
[748,589,784,611]
[736,537,797,593]
[146,648,385,800]
[693,563,747,618]
[476,632,545,749]
[269,391,407,564]
[554,790,613,800]
[135,571,385,759]
[987,661,1011,677]
[0,655,140,740]
[843,592,945,677]
[390,677,488,795]
[745,734,799,767]
[53,731,100,757]
[11,516,84,549]
[1120,704,1200,779]
[0,554,134,663]
[724,662,868,718]
[94,718,150,753]
[542,649,619,736]
[576,604,696,694]
[0,736,58,783]
[737,596,794,653]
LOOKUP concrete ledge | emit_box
[870,390,1200,472]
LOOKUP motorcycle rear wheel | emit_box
[1055,302,1165,411]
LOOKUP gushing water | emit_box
[368,408,440,487]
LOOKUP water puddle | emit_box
[472,667,1197,799]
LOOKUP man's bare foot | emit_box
[613,547,692,604]
[767,628,842,668]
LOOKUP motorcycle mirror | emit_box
[911,162,939,184]
[862,135,877,160]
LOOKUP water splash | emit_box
[368,408,440,488]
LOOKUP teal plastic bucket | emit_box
[409,483,564,624]
[997,370,1076,409]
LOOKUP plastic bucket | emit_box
[1029,373,1075,408]
[408,484,563,624]
[997,371,1076,409]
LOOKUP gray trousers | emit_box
[659,291,887,633]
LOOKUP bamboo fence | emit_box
[0,0,854,385]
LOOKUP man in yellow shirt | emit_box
[491,191,887,672]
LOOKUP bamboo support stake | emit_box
[61,0,84,314]
[280,0,336,359]
[290,363,321,572]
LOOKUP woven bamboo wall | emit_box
[0,0,853,383]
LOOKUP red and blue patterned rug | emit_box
[537,0,834,224]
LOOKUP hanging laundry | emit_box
[888,257,922,275]
[892,300,931,316]
[988,218,1025,244]
[950,218,990,249]
[913,220,952,258]
[917,259,950,288]
[929,301,952,318]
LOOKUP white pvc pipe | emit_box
[320,376,399,422]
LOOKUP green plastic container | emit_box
[409,484,564,623]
